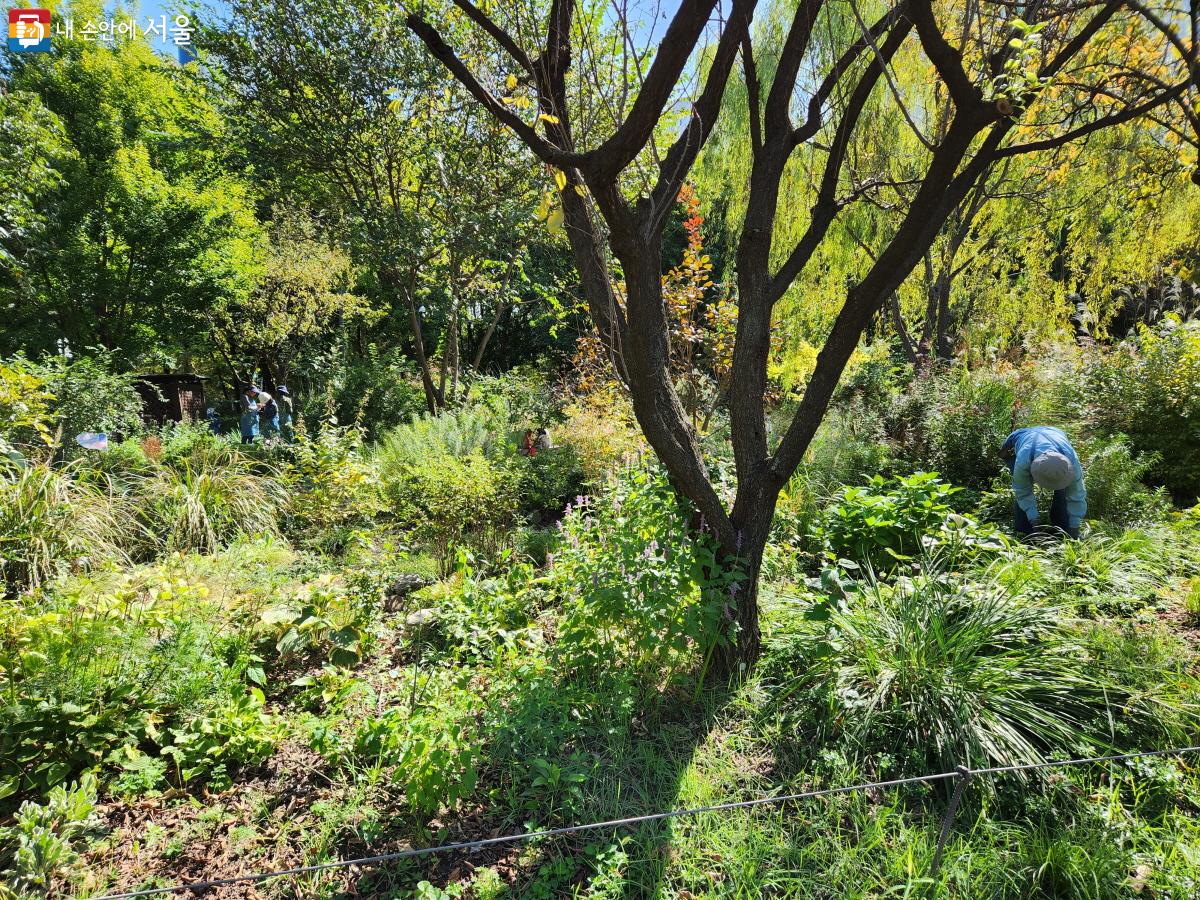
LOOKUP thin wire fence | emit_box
[90,744,1200,900]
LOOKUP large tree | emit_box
[0,5,259,366]
[203,0,555,413]
[407,0,1199,668]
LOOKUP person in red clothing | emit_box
[520,429,537,458]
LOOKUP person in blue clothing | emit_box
[239,386,260,445]
[1000,426,1087,539]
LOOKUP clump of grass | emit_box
[0,464,130,594]
[766,559,1188,776]
[139,448,286,555]
[1182,578,1200,624]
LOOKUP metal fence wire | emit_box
[90,744,1200,900]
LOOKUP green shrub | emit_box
[550,470,733,684]
[467,366,560,430]
[375,405,505,472]
[300,343,428,440]
[517,445,586,514]
[834,341,905,413]
[160,687,281,789]
[1077,436,1170,527]
[0,464,129,594]
[798,404,892,499]
[923,370,1016,489]
[139,448,286,554]
[557,389,643,486]
[382,451,519,574]
[1081,316,1200,499]
[156,422,230,467]
[515,526,559,567]
[770,471,822,556]
[812,473,959,568]
[415,556,541,661]
[280,422,382,552]
[0,774,97,896]
[0,356,55,460]
[30,354,144,455]
[769,562,1176,776]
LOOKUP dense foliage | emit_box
[2,0,1199,896]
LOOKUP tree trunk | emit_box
[713,488,776,674]
[934,268,955,360]
[389,270,441,415]
[471,300,508,370]
[449,302,461,399]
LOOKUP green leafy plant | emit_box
[0,356,55,461]
[381,450,519,574]
[0,578,229,808]
[520,753,591,818]
[257,578,369,669]
[550,470,734,684]
[290,665,366,712]
[30,353,145,456]
[517,445,586,515]
[1081,317,1200,499]
[813,473,960,568]
[351,688,480,817]
[922,371,1017,490]
[160,687,281,789]
[280,422,382,552]
[0,774,98,896]
[375,405,505,471]
[1183,579,1200,624]
[1078,436,1170,527]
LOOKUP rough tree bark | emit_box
[408,0,1197,668]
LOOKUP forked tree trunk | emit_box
[407,0,1164,673]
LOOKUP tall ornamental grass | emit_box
[138,448,285,555]
[768,559,1196,776]
[0,464,129,595]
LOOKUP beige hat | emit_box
[1030,450,1075,491]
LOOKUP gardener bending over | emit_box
[1000,426,1086,539]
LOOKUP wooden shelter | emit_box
[135,374,208,425]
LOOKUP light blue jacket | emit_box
[1002,427,1087,528]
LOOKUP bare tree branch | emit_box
[764,0,826,135]
[449,0,533,73]
[648,0,759,228]
[586,0,723,180]
[991,80,1189,157]
[910,0,984,113]
[405,12,582,167]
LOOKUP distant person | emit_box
[276,385,294,442]
[520,429,537,458]
[205,407,223,436]
[239,387,259,445]
[535,427,553,452]
[1000,426,1086,539]
[257,387,280,442]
